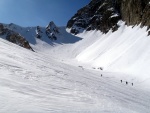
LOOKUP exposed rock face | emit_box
[36,26,43,39]
[0,23,34,51]
[67,0,150,34]
[121,0,150,27]
[67,0,121,34]
[45,21,59,40]
[0,24,4,34]
[120,0,142,25]
[6,33,34,51]
[35,21,59,40]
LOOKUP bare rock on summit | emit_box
[45,21,59,40]
[35,21,59,40]
[67,0,121,34]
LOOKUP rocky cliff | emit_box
[36,21,59,40]
[67,0,150,35]
[120,0,150,27]
[0,23,34,51]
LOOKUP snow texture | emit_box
[0,21,150,113]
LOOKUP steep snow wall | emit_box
[76,22,150,80]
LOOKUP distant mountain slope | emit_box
[0,23,34,51]
[0,22,81,51]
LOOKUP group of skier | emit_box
[120,80,133,86]
[100,73,134,86]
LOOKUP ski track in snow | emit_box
[0,23,150,113]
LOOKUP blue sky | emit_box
[0,0,90,27]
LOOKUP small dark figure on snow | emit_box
[101,74,102,77]
[121,80,122,83]
[126,81,128,85]
[132,83,133,86]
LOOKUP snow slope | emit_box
[0,35,150,113]
[75,22,150,86]
[7,21,150,87]
[38,22,150,88]
[0,21,150,112]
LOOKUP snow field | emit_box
[0,22,150,112]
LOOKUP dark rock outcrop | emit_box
[0,23,34,51]
[45,21,59,40]
[120,0,150,27]
[6,33,34,51]
[36,26,42,39]
[67,0,150,34]
[35,21,59,40]
[148,31,150,36]
[0,24,5,35]
[67,0,121,34]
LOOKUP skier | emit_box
[132,83,133,86]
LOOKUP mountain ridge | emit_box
[0,21,82,51]
[67,0,150,35]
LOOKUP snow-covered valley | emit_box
[0,21,150,113]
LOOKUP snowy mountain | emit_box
[0,22,81,51]
[67,0,150,35]
[0,0,150,113]
[1,35,150,113]
[36,21,59,40]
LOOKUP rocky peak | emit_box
[67,0,121,34]
[36,26,43,39]
[67,0,150,35]
[45,21,59,40]
[46,21,59,34]
[35,21,59,40]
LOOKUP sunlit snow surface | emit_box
[0,22,150,113]
[76,22,150,86]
